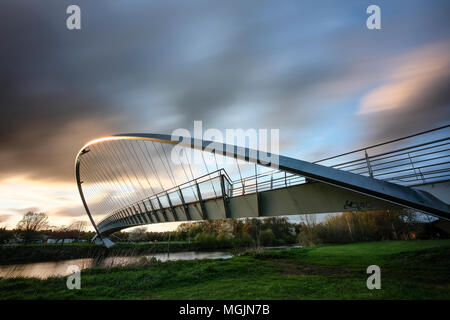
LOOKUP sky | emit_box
[0,0,449,231]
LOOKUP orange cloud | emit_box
[358,42,450,115]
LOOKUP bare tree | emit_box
[68,220,88,241]
[300,214,317,227]
[16,211,49,243]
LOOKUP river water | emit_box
[0,251,233,279]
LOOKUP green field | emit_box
[1,240,449,300]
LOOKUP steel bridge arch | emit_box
[75,133,450,242]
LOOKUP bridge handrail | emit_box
[97,168,233,227]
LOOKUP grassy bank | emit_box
[1,239,449,299]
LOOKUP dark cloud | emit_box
[0,0,449,185]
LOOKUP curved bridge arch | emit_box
[75,132,450,244]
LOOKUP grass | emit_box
[0,239,449,300]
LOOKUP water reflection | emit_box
[0,251,233,279]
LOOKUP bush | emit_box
[297,224,324,247]
[0,228,13,244]
[233,232,255,248]
[194,232,218,249]
[216,232,233,247]
[260,229,275,246]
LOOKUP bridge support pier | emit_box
[92,235,115,248]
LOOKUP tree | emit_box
[68,220,88,240]
[16,211,49,243]
[128,227,148,242]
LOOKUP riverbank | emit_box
[1,239,449,299]
[0,241,299,265]
[0,241,207,265]
[0,241,221,265]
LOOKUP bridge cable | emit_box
[235,157,258,217]
[161,143,178,186]
[176,148,199,202]
[96,142,142,227]
[201,151,218,198]
[95,143,139,220]
[110,141,145,204]
[91,144,133,211]
[81,149,120,218]
[184,149,196,181]
[235,157,245,194]
[120,140,153,200]
[151,141,176,189]
[101,142,141,206]
[83,147,128,228]
[82,148,119,217]
[127,139,162,217]
[114,140,151,224]
[102,142,143,219]
[85,149,127,226]
[182,148,200,202]
[142,141,165,192]
[122,140,150,199]
[213,150,220,171]
[134,140,157,196]
[79,157,111,220]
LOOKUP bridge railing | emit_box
[229,125,450,196]
[97,168,233,231]
[230,170,305,196]
[314,125,450,186]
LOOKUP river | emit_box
[0,251,233,279]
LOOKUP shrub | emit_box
[260,229,275,246]
[233,232,255,248]
[194,232,218,249]
[297,224,324,247]
[216,232,233,247]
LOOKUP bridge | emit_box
[75,125,450,247]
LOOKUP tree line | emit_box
[298,209,449,246]
[0,211,94,244]
[115,216,300,249]
[2,209,448,247]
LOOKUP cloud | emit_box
[0,214,13,223]
[356,41,450,141]
[52,206,88,218]
[1,0,449,185]
[358,42,450,115]
[1,0,449,229]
